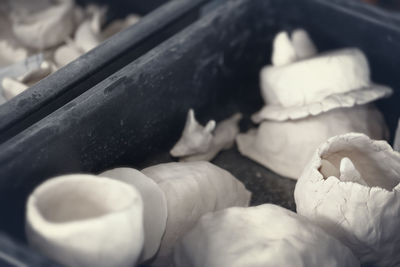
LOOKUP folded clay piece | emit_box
[142,161,251,266]
[295,133,400,267]
[26,174,144,267]
[237,29,391,179]
[174,204,359,267]
[10,0,75,50]
[237,104,388,179]
[100,168,168,262]
[171,109,242,161]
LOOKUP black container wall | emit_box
[0,0,399,258]
[0,232,59,266]
[0,0,210,143]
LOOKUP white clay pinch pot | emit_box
[26,174,144,267]
[295,133,400,267]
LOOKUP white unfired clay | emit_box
[100,168,168,262]
[26,174,144,267]
[10,0,75,50]
[170,109,216,157]
[174,204,359,267]
[295,133,400,267]
[257,30,392,121]
[142,161,251,266]
[237,104,388,179]
[2,77,28,100]
[174,112,242,162]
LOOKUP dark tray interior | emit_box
[0,0,209,144]
[0,0,399,264]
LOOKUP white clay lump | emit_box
[237,29,391,179]
[100,161,250,266]
[174,204,359,267]
[141,161,251,266]
[295,133,400,267]
[26,174,144,267]
[170,109,242,161]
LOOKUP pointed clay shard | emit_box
[174,204,359,267]
[339,157,367,186]
[170,109,215,157]
[142,161,251,266]
[291,29,318,59]
[26,174,144,267]
[319,159,340,179]
[100,168,168,262]
[271,31,297,66]
[179,112,243,162]
[295,133,400,266]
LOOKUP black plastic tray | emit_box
[0,0,209,143]
[0,232,59,266]
[0,0,399,264]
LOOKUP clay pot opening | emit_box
[319,138,400,191]
[32,175,135,223]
